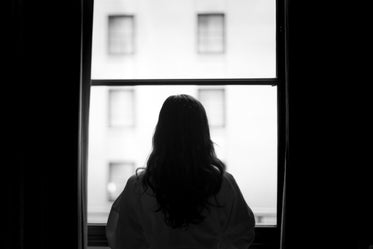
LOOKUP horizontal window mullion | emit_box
[91,78,279,86]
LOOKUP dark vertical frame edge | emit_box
[80,0,94,248]
[276,0,289,248]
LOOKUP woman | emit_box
[106,94,255,249]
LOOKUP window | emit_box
[86,0,285,248]
[89,85,277,226]
[197,14,225,54]
[91,0,276,79]
[108,15,135,55]
[108,88,135,127]
[107,161,136,201]
[197,88,225,127]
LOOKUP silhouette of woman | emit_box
[106,94,255,249]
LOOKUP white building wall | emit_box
[91,0,276,79]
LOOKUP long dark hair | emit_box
[136,94,226,229]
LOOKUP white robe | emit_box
[106,172,255,249]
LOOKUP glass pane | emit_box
[91,0,276,79]
[108,88,135,127]
[107,162,135,201]
[108,15,135,55]
[197,14,225,53]
[88,85,277,226]
[198,88,225,127]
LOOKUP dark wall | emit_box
[284,1,372,249]
[6,1,82,248]
[5,0,371,249]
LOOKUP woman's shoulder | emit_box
[127,168,145,183]
[222,171,234,180]
[126,169,150,195]
[126,168,236,194]
[218,171,240,198]
[221,171,236,186]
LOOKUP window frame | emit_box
[83,0,287,247]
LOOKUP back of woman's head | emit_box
[139,94,226,229]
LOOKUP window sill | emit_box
[88,224,279,248]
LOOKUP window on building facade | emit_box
[108,88,135,127]
[197,13,225,54]
[108,15,135,55]
[197,88,225,127]
[107,161,136,202]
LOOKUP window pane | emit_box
[88,85,277,225]
[198,14,225,53]
[108,88,135,127]
[108,15,134,55]
[107,162,136,201]
[198,88,225,127]
[91,0,276,79]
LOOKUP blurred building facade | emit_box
[91,0,276,79]
[88,0,277,225]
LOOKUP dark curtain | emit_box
[280,1,372,249]
[6,0,92,248]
